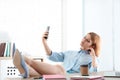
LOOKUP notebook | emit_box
[43,74,66,80]
[70,75,104,80]
[103,71,120,77]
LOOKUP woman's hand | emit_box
[42,32,49,41]
[89,47,96,57]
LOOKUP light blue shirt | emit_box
[48,49,98,73]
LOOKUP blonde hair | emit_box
[88,32,101,57]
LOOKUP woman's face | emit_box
[80,34,93,50]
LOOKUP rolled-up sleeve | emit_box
[48,51,64,62]
[89,65,97,72]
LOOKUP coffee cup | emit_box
[80,65,89,76]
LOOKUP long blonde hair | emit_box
[88,32,101,57]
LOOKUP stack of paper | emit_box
[70,75,104,80]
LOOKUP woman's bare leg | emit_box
[26,59,65,75]
[14,49,65,78]
[13,49,41,78]
[13,51,25,74]
[23,56,42,77]
[27,65,41,77]
[23,54,65,75]
[13,49,29,78]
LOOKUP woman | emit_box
[13,31,101,78]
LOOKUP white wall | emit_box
[83,0,120,71]
[0,0,62,57]
[0,31,11,42]
[64,0,83,51]
[0,0,83,60]
[113,0,120,71]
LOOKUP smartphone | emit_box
[46,26,50,32]
[44,26,50,39]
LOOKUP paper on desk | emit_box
[70,75,104,79]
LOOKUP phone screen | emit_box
[46,26,50,32]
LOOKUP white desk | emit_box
[67,72,120,80]
[6,72,120,80]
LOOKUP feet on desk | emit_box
[13,49,29,78]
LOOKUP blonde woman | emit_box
[13,32,101,78]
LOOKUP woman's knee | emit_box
[29,59,36,66]
[23,56,33,65]
[55,65,66,75]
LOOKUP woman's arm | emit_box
[89,48,98,68]
[42,32,52,56]
[91,56,97,68]
[88,49,98,72]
